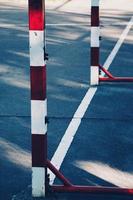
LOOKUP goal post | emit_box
[90,0,133,85]
[90,0,100,85]
[29,0,47,197]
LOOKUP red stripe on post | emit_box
[91,7,99,26]
[31,66,46,100]
[29,0,45,30]
[91,47,99,66]
[32,134,47,167]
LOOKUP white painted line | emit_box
[48,87,97,184]
[48,16,133,184]
[46,23,89,27]
[101,16,133,77]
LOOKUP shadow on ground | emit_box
[0,3,133,199]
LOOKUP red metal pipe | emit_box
[51,185,133,195]
[47,160,133,195]
[47,160,72,186]
[99,65,114,79]
[99,77,133,82]
[99,65,133,82]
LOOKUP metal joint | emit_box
[45,116,49,124]
[99,36,102,40]
[44,52,49,60]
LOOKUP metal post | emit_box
[29,0,47,197]
[90,0,100,85]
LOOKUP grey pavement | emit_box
[0,0,133,200]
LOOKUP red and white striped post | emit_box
[29,0,47,197]
[90,0,100,85]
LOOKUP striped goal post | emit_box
[90,0,100,85]
[29,0,47,197]
[90,0,133,85]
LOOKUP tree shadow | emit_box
[0,2,133,199]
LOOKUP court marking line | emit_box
[48,16,133,184]
[46,23,89,26]
[46,20,132,27]
[101,16,133,76]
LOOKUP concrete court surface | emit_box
[0,0,133,199]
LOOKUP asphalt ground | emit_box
[0,0,133,199]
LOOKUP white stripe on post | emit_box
[91,0,99,6]
[90,66,99,85]
[32,167,45,197]
[29,31,45,66]
[31,100,47,134]
[91,27,100,47]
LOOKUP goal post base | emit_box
[51,185,133,195]
[99,65,133,83]
[46,160,133,196]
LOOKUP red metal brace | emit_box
[99,65,133,82]
[46,160,133,195]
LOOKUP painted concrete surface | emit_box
[0,0,133,199]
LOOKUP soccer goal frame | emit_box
[90,0,133,85]
[29,0,133,197]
